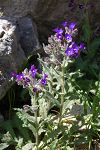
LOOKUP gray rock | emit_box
[0,18,26,99]
[18,17,41,56]
[0,17,41,100]
[0,0,99,26]
[0,0,38,18]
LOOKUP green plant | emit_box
[0,18,100,150]
[9,21,87,150]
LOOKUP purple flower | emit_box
[69,22,76,30]
[33,87,38,93]
[25,77,30,83]
[53,28,58,33]
[16,73,24,81]
[61,21,67,27]
[40,78,47,85]
[53,28,63,39]
[65,47,74,57]
[56,33,63,39]
[72,43,79,53]
[11,72,17,78]
[30,65,37,78]
[65,34,72,42]
[65,42,80,58]
[43,73,48,78]
[79,43,85,50]
[40,73,48,86]
[53,28,63,34]
[23,80,29,87]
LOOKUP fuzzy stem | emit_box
[35,110,39,150]
[34,94,39,150]
[31,93,39,150]
[59,58,65,123]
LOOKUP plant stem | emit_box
[31,93,39,150]
[35,110,39,150]
[59,59,65,123]
[35,94,39,150]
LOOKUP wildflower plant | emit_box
[9,21,87,149]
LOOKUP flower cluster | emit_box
[11,65,48,93]
[43,21,85,66]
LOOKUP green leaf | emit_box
[65,146,74,150]
[12,115,31,141]
[0,143,9,150]
[63,100,75,114]
[20,88,29,101]
[89,38,100,51]
[27,123,36,137]
[0,121,16,138]
[51,67,61,77]
[49,139,58,150]
[15,138,23,150]
[39,98,48,119]
[22,143,34,150]
[82,22,91,42]
[44,91,60,107]
[87,38,100,59]
[38,58,52,77]
[38,128,45,136]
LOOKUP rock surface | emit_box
[0,17,41,100]
[0,18,26,99]
[0,0,99,27]
[18,17,40,56]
